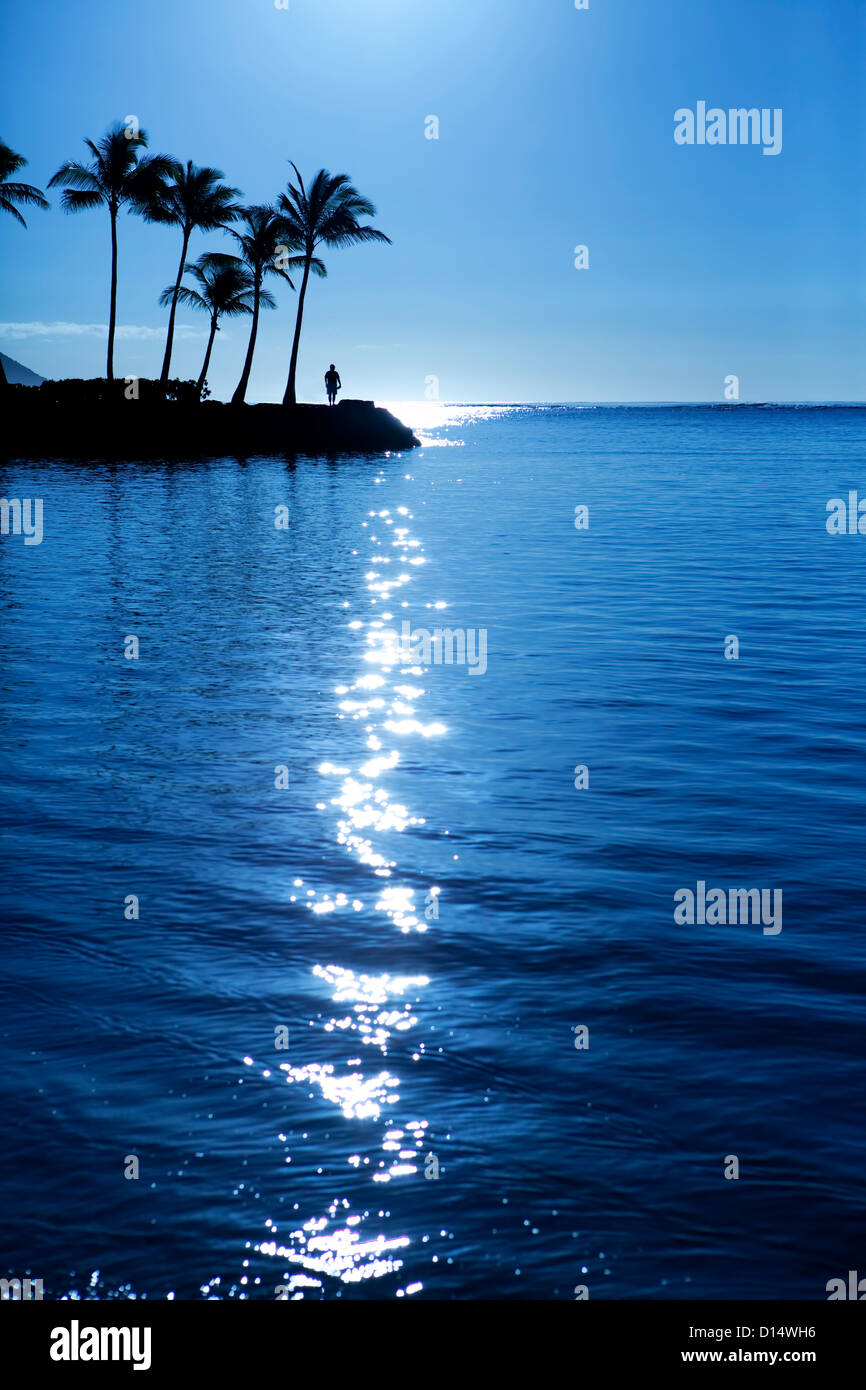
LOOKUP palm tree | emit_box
[277,165,390,406]
[150,161,241,384]
[0,140,48,389]
[228,205,304,405]
[48,123,175,380]
[159,253,256,396]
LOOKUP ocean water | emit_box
[1,403,864,1301]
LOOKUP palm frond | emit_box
[2,181,49,208]
[217,286,256,317]
[193,251,247,275]
[168,284,209,313]
[48,160,102,193]
[0,194,26,225]
[58,187,105,213]
[0,141,27,182]
[322,222,391,249]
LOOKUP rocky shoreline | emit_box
[2,396,420,460]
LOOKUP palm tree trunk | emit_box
[107,204,118,381]
[197,315,218,395]
[231,283,260,405]
[160,226,191,385]
[282,254,311,406]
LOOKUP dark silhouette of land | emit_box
[2,381,419,458]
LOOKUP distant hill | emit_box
[1,352,45,386]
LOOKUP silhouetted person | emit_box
[325,363,341,406]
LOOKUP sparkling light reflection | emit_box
[238,476,453,1297]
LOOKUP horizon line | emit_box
[377,398,866,407]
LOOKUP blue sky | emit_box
[1,0,863,402]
